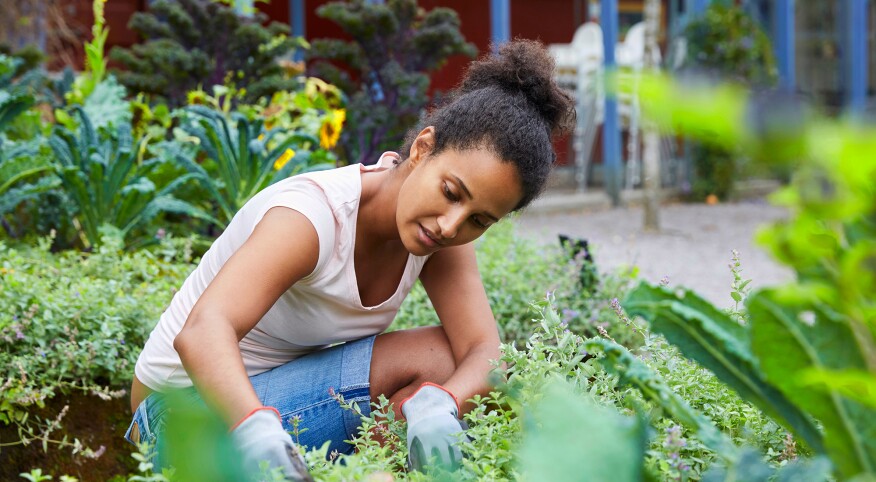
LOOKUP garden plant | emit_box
[110,0,303,107]
[306,0,476,165]
[0,0,347,250]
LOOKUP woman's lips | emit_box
[418,224,441,248]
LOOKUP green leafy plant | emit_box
[56,75,133,134]
[0,54,60,240]
[48,107,215,249]
[167,105,334,228]
[66,0,110,106]
[395,220,639,347]
[110,0,301,107]
[519,381,648,481]
[0,54,35,133]
[683,4,777,86]
[0,234,195,461]
[618,73,876,479]
[623,284,825,454]
[306,0,476,164]
[0,137,57,237]
[240,77,347,157]
[6,270,792,481]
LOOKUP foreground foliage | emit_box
[612,75,876,479]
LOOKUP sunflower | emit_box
[273,148,296,171]
[319,109,346,150]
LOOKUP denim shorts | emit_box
[124,335,375,470]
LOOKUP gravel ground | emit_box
[514,198,794,308]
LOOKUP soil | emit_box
[0,390,137,481]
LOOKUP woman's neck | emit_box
[357,166,406,250]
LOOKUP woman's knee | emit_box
[369,326,456,399]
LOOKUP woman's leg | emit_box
[369,325,457,418]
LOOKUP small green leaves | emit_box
[624,282,825,453]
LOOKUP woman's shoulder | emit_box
[294,152,400,207]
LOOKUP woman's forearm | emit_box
[440,341,502,414]
[174,319,262,428]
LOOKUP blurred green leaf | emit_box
[162,390,250,482]
[519,380,647,482]
[748,289,876,479]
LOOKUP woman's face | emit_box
[396,138,523,256]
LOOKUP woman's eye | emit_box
[443,183,459,202]
[472,216,490,229]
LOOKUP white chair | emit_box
[550,21,669,191]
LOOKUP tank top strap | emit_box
[360,151,401,172]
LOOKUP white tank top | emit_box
[135,152,431,391]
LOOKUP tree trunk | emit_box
[642,0,662,232]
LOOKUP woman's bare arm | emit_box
[173,207,320,427]
[418,242,501,413]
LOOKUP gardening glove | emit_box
[230,407,314,482]
[400,382,466,472]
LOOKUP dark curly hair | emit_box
[401,39,575,211]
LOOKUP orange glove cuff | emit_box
[229,406,281,432]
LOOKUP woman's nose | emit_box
[437,209,466,239]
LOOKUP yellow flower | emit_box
[273,148,296,171]
[258,134,265,141]
[187,88,208,106]
[319,109,346,150]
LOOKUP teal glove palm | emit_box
[230,407,313,482]
[400,383,466,472]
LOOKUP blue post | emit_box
[289,0,306,61]
[490,0,511,52]
[290,0,306,38]
[601,0,621,206]
[773,0,795,91]
[845,0,869,116]
[690,0,710,17]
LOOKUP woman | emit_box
[125,39,574,479]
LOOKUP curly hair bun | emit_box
[459,39,575,137]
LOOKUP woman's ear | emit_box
[408,126,436,168]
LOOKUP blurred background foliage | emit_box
[1,0,344,251]
[306,0,476,165]
[109,0,303,108]
[680,3,778,202]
